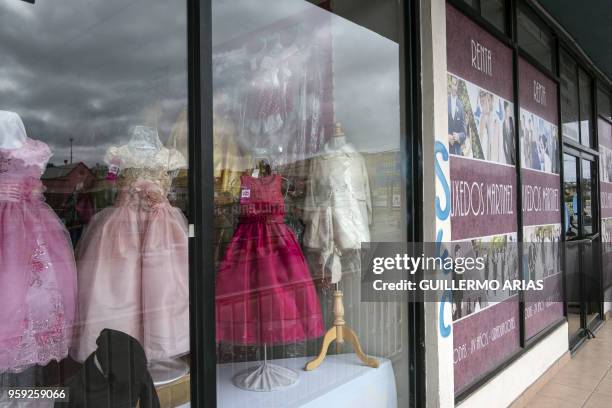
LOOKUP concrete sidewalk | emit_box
[524,321,612,407]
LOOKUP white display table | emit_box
[217,354,397,408]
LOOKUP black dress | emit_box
[56,329,159,408]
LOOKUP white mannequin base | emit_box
[150,358,190,386]
[232,361,299,392]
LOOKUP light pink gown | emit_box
[71,142,189,362]
[0,137,77,373]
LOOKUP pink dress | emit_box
[71,144,189,362]
[216,174,324,345]
[0,138,77,373]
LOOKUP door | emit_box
[563,151,601,348]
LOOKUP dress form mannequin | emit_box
[0,111,27,149]
[124,127,189,385]
[328,123,347,150]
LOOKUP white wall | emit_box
[420,0,455,406]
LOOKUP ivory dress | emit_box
[72,127,189,362]
[0,128,77,372]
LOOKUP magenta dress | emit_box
[216,174,324,345]
[71,143,189,362]
[0,138,77,373]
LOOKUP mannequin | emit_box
[303,122,372,283]
[327,128,346,150]
[73,125,190,384]
[0,111,26,149]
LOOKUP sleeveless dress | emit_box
[0,137,77,372]
[71,144,189,362]
[216,174,324,345]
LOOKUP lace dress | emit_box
[72,139,189,362]
[0,137,77,373]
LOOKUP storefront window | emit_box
[517,8,553,71]
[459,0,507,33]
[211,0,408,406]
[0,1,190,406]
[579,69,593,148]
[481,0,506,33]
[560,50,580,142]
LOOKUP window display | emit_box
[0,0,190,406]
[212,0,409,406]
[72,125,190,366]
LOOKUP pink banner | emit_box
[521,169,561,226]
[446,4,513,101]
[450,156,517,240]
[602,182,612,218]
[453,298,520,393]
[524,273,564,339]
[519,58,558,125]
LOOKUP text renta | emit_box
[471,39,492,77]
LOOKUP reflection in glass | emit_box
[481,0,506,33]
[564,154,578,239]
[560,51,580,142]
[212,0,408,405]
[579,69,593,147]
[598,87,612,121]
[517,9,553,70]
[581,159,593,235]
[0,0,190,405]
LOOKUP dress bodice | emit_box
[105,142,187,207]
[238,174,284,222]
[0,138,51,202]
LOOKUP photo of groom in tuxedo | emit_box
[448,75,467,155]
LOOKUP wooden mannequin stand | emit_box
[305,287,379,371]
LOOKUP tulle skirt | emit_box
[216,218,324,345]
[0,200,77,373]
[71,201,189,362]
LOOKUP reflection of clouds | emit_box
[212,0,401,154]
[0,0,187,166]
[333,16,400,152]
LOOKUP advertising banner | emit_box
[518,57,563,339]
[599,118,612,289]
[446,4,520,393]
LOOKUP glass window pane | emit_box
[581,160,594,235]
[560,51,580,141]
[517,9,553,70]
[0,0,190,405]
[579,69,593,147]
[564,154,579,239]
[481,0,506,33]
[598,86,612,121]
[212,0,409,405]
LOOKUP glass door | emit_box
[563,151,600,348]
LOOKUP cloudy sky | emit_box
[0,0,188,166]
[0,0,401,167]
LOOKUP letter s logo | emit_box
[434,141,451,221]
